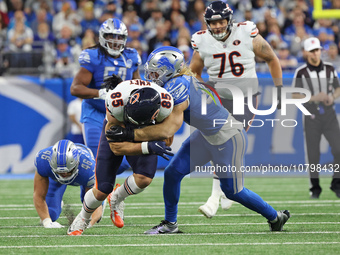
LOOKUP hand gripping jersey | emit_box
[164,75,240,145]
[191,21,259,99]
[79,47,141,123]
[105,79,173,123]
[34,144,96,188]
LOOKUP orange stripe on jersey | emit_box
[251,28,259,36]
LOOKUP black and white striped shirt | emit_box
[292,61,339,96]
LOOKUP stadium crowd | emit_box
[0,0,339,76]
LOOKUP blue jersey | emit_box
[34,143,96,188]
[78,47,141,124]
[163,75,230,136]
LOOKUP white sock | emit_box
[211,175,222,198]
[115,175,144,203]
[81,189,103,220]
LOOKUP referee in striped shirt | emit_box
[292,37,340,199]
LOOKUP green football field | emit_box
[1,175,340,255]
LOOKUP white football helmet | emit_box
[144,46,184,86]
[99,18,128,56]
[49,140,80,185]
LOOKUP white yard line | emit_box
[1,231,340,238]
[1,212,340,220]
[1,242,340,249]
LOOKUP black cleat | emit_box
[144,220,182,234]
[268,210,290,231]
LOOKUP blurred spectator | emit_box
[277,41,298,71]
[187,0,206,35]
[53,0,77,13]
[178,44,191,63]
[30,8,51,34]
[284,11,313,44]
[148,21,170,54]
[58,25,81,47]
[8,20,33,52]
[80,1,100,36]
[8,10,28,29]
[52,2,81,38]
[122,5,144,28]
[67,97,84,144]
[163,0,187,21]
[7,0,24,20]
[324,43,340,73]
[144,8,165,41]
[316,27,334,53]
[128,39,147,64]
[256,21,267,38]
[81,33,95,50]
[251,0,269,24]
[140,0,160,21]
[54,50,78,78]
[7,20,33,67]
[267,33,280,53]
[168,11,190,45]
[33,22,54,49]
[127,23,147,51]
[24,0,54,17]
[122,0,141,17]
[290,26,310,60]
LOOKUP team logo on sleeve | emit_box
[233,40,241,46]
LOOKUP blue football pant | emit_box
[45,178,86,221]
[83,120,130,175]
[163,129,277,222]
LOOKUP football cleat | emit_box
[198,195,220,218]
[220,194,233,210]
[268,210,291,231]
[144,220,180,234]
[67,213,90,236]
[107,183,125,228]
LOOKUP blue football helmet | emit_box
[144,46,184,86]
[49,140,80,185]
[99,18,128,56]
[204,1,234,40]
[125,87,161,126]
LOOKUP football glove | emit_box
[106,125,135,142]
[42,218,64,228]
[142,141,174,160]
[94,88,107,100]
[101,73,123,92]
[276,85,283,110]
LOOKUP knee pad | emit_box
[97,182,114,195]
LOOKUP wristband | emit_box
[42,218,52,226]
[141,142,149,154]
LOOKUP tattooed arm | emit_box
[252,34,282,86]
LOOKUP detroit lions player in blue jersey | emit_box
[105,46,290,233]
[33,140,104,229]
[70,18,140,172]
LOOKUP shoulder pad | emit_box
[235,21,258,37]
[79,49,98,65]
[191,30,208,50]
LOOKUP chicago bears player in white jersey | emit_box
[67,79,174,235]
[70,18,141,173]
[190,1,283,218]
[105,46,290,234]
[33,140,104,229]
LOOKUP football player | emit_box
[70,18,141,172]
[67,77,174,236]
[105,46,290,233]
[33,140,104,228]
[189,1,283,218]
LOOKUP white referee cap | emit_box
[304,37,323,52]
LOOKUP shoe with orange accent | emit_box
[67,213,90,236]
[107,183,125,228]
